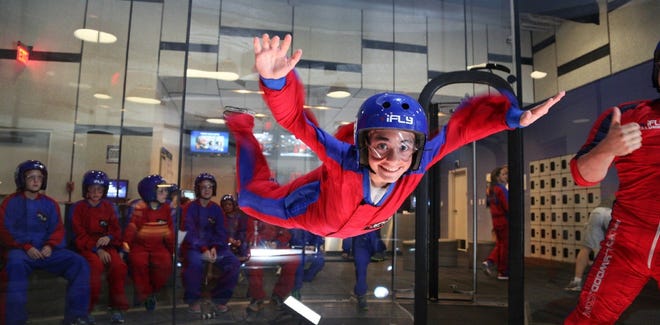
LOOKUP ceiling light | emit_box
[572,118,590,124]
[73,28,117,44]
[206,118,225,124]
[254,113,267,118]
[126,86,160,104]
[326,84,351,98]
[187,68,239,81]
[93,91,111,100]
[303,104,337,110]
[232,89,264,95]
[530,70,548,79]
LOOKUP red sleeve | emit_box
[0,194,24,249]
[429,94,513,167]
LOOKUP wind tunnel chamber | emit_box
[407,69,521,324]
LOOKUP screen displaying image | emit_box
[190,130,229,154]
[182,189,195,200]
[107,179,128,199]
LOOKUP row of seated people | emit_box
[0,161,325,325]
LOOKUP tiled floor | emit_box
[24,252,660,324]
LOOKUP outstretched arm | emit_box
[575,106,642,183]
[519,91,565,127]
[253,34,303,80]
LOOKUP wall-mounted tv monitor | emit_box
[190,130,229,154]
[107,179,129,199]
[182,189,195,200]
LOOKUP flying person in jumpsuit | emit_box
[122,174,175,311]
[180,173,240,314]
[224,33,565,239]
[564,41,660,324]
[0,160,91,325]
[69,170,129,323]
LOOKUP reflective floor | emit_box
[25,252,660,324]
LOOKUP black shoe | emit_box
[145,294,157,311]
[371,252,385,262]
[247,298,263,312]
[271,295,285,310]
[357,295,368,311]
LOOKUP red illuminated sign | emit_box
[16,42,30,64]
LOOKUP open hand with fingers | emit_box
[519,91,566,127]
[253,34,303,79]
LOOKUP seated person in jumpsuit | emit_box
[244,217,299,312]
[180,173,240,314]
[289,229,325,299]
[221,194,250,263]
[223,33,565,239]
[342,229,387,311]
[0,160,91,325]
[69,170,129,323]
[122,174,175,311]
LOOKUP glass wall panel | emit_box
[4,0,658,323]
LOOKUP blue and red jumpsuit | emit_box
[70,198,129,312]
[180,200,240,306]
[0,192,90,325]
[123,200,174,303]
[245,218,299,301]
[226,71,523,238]
[486,183,509,276]
[566,99,660,324]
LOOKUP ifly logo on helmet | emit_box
[386,114,414,125]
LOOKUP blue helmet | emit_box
[138,174,166,203]
[355,92,428,170]
[14,160,48,191]
[194,172,217,198]
[82,170,110,198]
